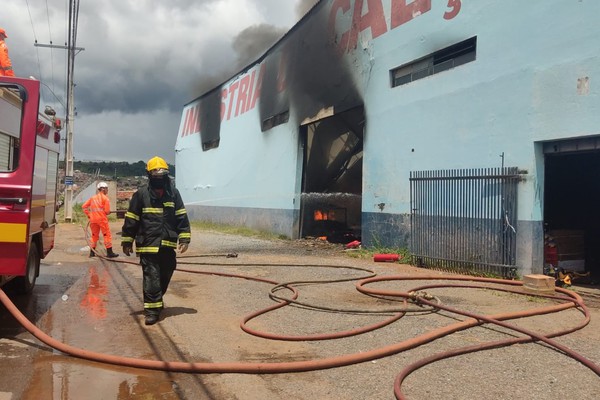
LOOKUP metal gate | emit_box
[410,167,522,278]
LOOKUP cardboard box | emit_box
[523,274,555,294]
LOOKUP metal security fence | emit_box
[410,167,523,278]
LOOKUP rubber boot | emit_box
[89,248,95,258]
[145,313,159,325]
[106,247,119,258]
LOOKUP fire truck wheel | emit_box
[15,243,40,294]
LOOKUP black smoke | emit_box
[232,24,288,70]
[295,0,321,19]
[259,1,362,124]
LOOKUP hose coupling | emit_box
[408,291,435,302]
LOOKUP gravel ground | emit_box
[171,225,600,400]
[51,222,600,399]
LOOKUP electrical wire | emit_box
[24,0,45,83]
[44,0,57,99]
[24,0,69,112]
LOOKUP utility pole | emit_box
[34,0,83,222]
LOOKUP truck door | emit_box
[0,78,42,276]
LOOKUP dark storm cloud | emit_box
[70,1,237,114]
[73,1,297,114]
[3,0,305,162]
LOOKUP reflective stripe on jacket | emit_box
[82,192,111,224]
[121,181,191,254]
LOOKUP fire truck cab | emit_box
[0,77,61,293]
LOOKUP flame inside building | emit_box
[299,107,364,244]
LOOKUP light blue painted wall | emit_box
[363,0,600,219]
[176,96,300,211]
[176,0,600,270]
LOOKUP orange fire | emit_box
[314,210,328,221]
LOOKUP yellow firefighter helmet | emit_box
[146,156,169,176]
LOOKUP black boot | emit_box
[106,247,119,258]
[145,314,159,325]
[89,248,95,258]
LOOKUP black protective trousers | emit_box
[140,247,176,316]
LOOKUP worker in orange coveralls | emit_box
[82,182,119,258]
[0,28,15,77]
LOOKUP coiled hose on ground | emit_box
[0,220,598,399]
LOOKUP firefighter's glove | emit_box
[122,243,133,256]
[178,243,189,254]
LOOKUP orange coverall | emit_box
[82,191,113,249]
[0,38,15,77]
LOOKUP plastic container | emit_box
[373,253,400,262]
[345,240,361,249]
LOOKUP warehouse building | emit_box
[175,0,600,280]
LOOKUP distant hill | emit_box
[59,160,176,178]
[56,160,177,206]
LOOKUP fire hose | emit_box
[2,259,599,399]
[356,276,599,399]
[0,220,598,399]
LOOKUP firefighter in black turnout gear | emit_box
[121,156,191,326]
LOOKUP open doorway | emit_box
[299,106,364,244]
[544,148,600,286]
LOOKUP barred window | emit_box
[391,37,477,87]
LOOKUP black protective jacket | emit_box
[121,181,191,254]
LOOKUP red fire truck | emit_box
[0,77,61,293]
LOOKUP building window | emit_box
[202,139,220,151]
[261,110,290,132]
[391,37,477,87]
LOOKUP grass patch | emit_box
[525,295,547,303]
[190,221,289,241]
[57,204,85,223]
[346,245,410,261]
[57,204,119,224]
[344,234,410,261]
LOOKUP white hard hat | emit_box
[97,182,109,189]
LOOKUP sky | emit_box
[2,0,319,164]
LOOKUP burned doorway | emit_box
[544,138,600,286]
[299,106,364,244]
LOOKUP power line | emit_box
[63,0,82,222]
[35,78,66,111]
[44,0,57,98]
[25,0,67,108]
[24,0,44,85]
[33,0,83,222]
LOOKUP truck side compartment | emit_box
[0,77,61,293]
